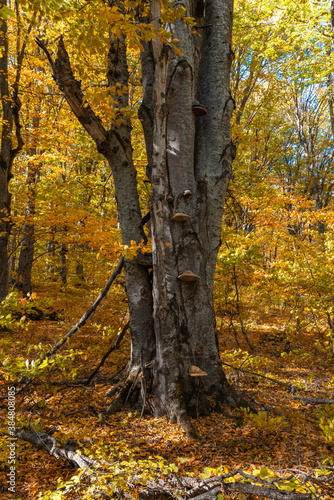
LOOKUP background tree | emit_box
[0,1,26,301]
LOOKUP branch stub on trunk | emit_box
[178,270,200,282]
[171,213,191,222]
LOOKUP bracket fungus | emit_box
[183,189,192,197]
[192,101,208,117]
[189,365,207,376]
[178,270,200,282]
[171,213,191,222]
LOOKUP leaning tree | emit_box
[38,0,246,436]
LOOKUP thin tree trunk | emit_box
[328,0,334,134]
[14,164,38,295]
[0,0,26,301]
[46,227,56,277]
[14,96,41,295]
[0,1,14,301]
[8,216,17,279]
[36,16,155,371]
[59,242,67,285]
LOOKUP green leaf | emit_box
[0,6,15,19]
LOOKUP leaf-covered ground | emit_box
[1,284,334,500]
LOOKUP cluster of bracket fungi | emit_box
[173,192,199,283]
[175,101,207,284]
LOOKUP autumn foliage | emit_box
[1,0,334,499]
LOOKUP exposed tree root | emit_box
[105,365,253,440]
[105,368,142,415]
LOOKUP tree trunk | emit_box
[8,215,17,280]
[59,242,67,286]
[0,2,14,302]
[0,0,25,301]
[13,161,38,296]
[37,0,247,435]
[14,131,40,295]
[140,0,243,432]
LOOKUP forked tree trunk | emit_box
[36,18,155,376]
[38,0,246,435]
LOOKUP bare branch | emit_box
[36,36,109,151]
[1,257,125,400]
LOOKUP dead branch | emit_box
[221,360,296,392]
[16,430,314,500]
[9,257,125,398]
[85,321,129,385]
[293,396,334,405]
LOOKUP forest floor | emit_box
[1,282,334,500]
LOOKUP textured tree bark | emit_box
[140,0,244,433]
[0,2,14,302]
[0,0,25,301]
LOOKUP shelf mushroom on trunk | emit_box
[192,100,208,117]
[189,365,207,377]
[172,213,191,222]
[178,270,200,282]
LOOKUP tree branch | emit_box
[8,257,125,398]
[35,36,109,152]
[85,320,129,385]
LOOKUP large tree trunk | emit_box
[141,0,243,432]
[37,0,246,435]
